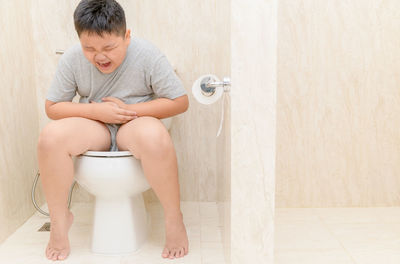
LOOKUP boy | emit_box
[37,0,189,261]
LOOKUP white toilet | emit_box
[73,118,172,255]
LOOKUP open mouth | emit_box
[97,61,111,69]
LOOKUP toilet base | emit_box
[91,194,149,255]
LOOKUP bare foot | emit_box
[161,212,189,259]
[45,210,74,261]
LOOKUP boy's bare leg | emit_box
[37,117,111,261]
[116,116,188,259]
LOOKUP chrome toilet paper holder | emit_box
[200,76,231,96]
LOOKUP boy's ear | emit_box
[125,29,131,40]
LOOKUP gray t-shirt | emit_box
[47,36,186,151]
[47,36,186,104]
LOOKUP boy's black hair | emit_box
[73,0,126,37]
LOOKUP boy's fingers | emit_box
[118,115,135,122]
[118,109,136,116]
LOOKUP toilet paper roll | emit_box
[192,74,224,105]
[192,74,226,137]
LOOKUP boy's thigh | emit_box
[38,117,111,156]
[116,116,171,159]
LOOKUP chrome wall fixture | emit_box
[200,76,231,96]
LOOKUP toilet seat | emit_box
[82,151,133,157]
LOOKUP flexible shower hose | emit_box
[31,171,76,216]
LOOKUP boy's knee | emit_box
[37,122,67,152]
[117,118,171,154]
[137,122,172,154]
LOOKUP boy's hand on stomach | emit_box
[90,101,137,124]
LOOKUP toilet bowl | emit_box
[73,117,172,255]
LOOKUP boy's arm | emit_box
[45,100,95,120]
[128,95,189,118]
[102,94,189,119]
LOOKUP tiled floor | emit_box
[0,201,226,264]
[274,207,400,264]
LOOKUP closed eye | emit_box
[104,45,117,51]
[84,47,95,52]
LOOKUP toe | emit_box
[58,252,67,260]
[47,249,55,260]
[53,251,60,261]
[51,252,58,261]
[174,249,180,258]
[161,247,170,258]
[178,248,185,258]
[46,246,53,258]
[169,248,177,259]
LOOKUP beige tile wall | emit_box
[0,0,42,243]
[231,0,277,263]
[217,92,231,264]
[276,0,400,207]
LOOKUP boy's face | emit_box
[79,29,131,74]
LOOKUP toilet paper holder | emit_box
[200,76,231,96]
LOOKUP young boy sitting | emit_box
[37,0,189,261]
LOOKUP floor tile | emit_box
[349,249,400,264]
[275,207,400,264]
[326,222,400,251]
[274,248,355,264]
[201,241,226,264]
[274,218,343,250]
[314,207,383,224]
[0,201,225,264]
[200,202,219,220]
[201,225,222,243]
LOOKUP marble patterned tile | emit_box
[371,207,400,223]
[349,249,400,264]
[276,0,400,209]
[201,241,226,264]
[0,0,41,245]
[275,207,400,264]
[326,223,400,252]
[230,0,277,263]
[275,208,321,223]
[314,207,384,224]
[274,219,343,251]
[200,202,219,220]
[274,249,354,264]
[201,225,222,243]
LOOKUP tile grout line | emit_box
[313,208,358,264]
[198,202,204,264]
[198,201,226,264]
